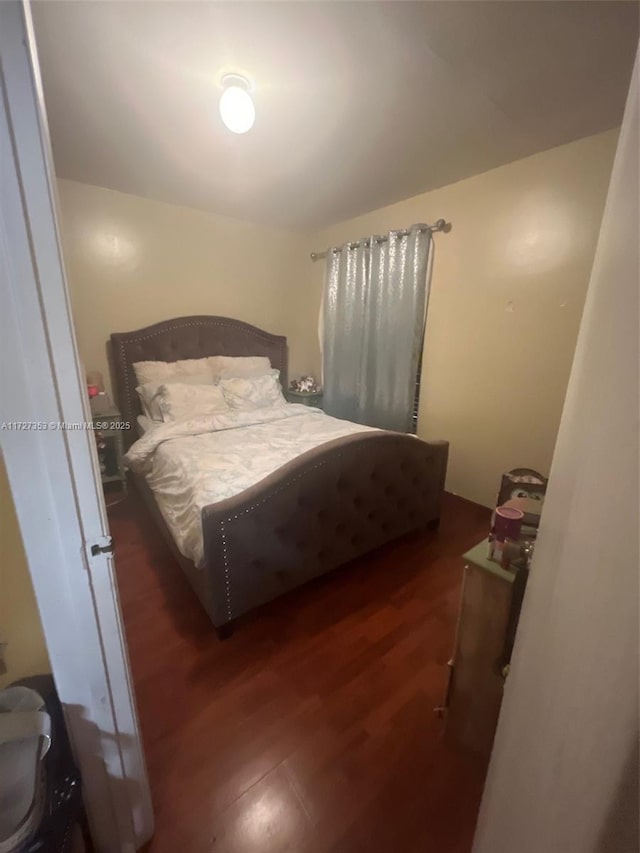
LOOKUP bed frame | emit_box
[110,315,448,638]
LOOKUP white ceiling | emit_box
[33,1,638,230]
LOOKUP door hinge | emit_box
[89,536,114,557]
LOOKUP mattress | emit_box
[125,404,374,567]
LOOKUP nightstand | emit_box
[92,407,129,494]
[440,539,529,757]
[286,390,323,408]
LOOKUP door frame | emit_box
[0,2,153,849]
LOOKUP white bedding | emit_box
[125,404,375,567]
[136,414,154,434]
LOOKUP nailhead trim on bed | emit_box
[207,433,447,626]
[120,320,283,414]
[218,455,340,617]
[111,318,447,632]
[220,521,233,620]
[111,316,289,618]
[223,458,335,523]
[111,316,287,447]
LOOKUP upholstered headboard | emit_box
[110,315,288,444]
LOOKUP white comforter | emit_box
[125,404,375,567]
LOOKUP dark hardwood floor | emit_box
[109,491,491,853]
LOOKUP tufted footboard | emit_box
[199,432,448,629]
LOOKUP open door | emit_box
[0,1,153,849]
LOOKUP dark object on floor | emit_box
[215,622,234,641]
[11,675,89,853]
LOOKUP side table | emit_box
[286,390,323,409]
[440,539,529,757]
[92,408,128,494]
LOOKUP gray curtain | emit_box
[322,225,433,432]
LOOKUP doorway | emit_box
[0,2,153,849]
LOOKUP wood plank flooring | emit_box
[109,491,492,852]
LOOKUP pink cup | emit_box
[494,506,524,541]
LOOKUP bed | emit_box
[110,315,448,638]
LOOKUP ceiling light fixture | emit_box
[219,73,255,134]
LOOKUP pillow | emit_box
[156,383,230,421]
[220,371,286,411]
[136,372,213,421]
[207,356,271,381]
[136,414,154,434]
[133,357,215,387]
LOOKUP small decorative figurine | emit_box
[290,375,321,393]
[496,468,547,506]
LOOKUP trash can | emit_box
[0,675,89,852]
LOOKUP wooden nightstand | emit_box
[440,539,529,757]
[286,390,323,408]
[92,407,129,494]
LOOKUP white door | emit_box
[0,2,153,849]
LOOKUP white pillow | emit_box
[136,414,154,434]
[136,372,213,421]
[220,371,286,411]
[133,358,215,386]
[207,356,271,381]
[156,383,230,421]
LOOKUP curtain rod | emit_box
[309,218,451,261]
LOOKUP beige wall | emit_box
[0,454,50,688]
[56,179,315,397]
[58,130,617,508]
[307,129,618,506]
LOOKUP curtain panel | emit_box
[322,225,433,432]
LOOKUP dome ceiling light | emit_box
[219,73,255,134]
